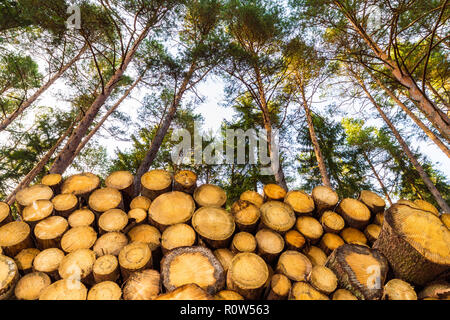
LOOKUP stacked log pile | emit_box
[0,169,449,300]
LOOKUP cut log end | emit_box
[0,221,33,257]
[93,232,129,257]
[60,226,97,253]
[98,209,128,234]
[140,169,172,200]
[52,193,78,217]
[34,216,68,250]
[337,198,371,229]
[118,242,152,280]
[240,190,264,208]
[296,216,323,243]
[87,281,122,300]
[289,281,329,300]
[276,250,312,282]
[39,279,87,300]
[0,255,19,300]
[263,184,286,201]
[231,232,257,253]
[161,223,196,253]
[173,170,197,194]
[311,185,339,216]
[192,207,235,249]
[14,272,51,300]
[89,187,123,214]
[382,279,417,300]
[61,173,100,197]
[307,265,337,294]
[193,184,227,207]
[260,201,296,233]
[284,190,315,215]
[358,190,386,214]
[320,210,345,234]
[154,283,212,300]
[123,269,161,300]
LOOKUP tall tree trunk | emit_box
[6,116,79,205]
[369,72,450,158]
[49,25,152,175]
[0,44,87,132]
[133,63,197,196]
[298,82,331,187]
[333,0,450,141]
[362,151,393,205]
[354,73,450,212]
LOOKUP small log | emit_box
[161,223,196,255]
[123,269,161,300]
[93,232,129,257]
[0,221,34,257]
[264,273,291,300]
[255,228,285,264]
[373,204,450,285]
[320,210,345,234]
[173,170,197,194]
[289,281,329,300]
[140,169,172,200]
[93,254,119,283]
[260,201,296,234]
[358,190,386,215]
[87,281,122,300]
[382,279,417,300]
[98,209,128,234]
[154,283,212,300]
[230,232,256,254]
[41,173,63,194]
[14,248,40,274]
[32,248,65,281]
[161,246,225,295]
[39,279,87,300]
[332,289,358,300]
[15,184,53,214]
[240,190,264,208]
[105,170,134,209]
[311,185,339,217]
[61,172,100,205]
[192,207,235,249]
[14,271,51,300]
[226,252,269,300]
[284,190,315,215]
[118,242,152,281]
[276,250,312,282]
[364,224,381,245]
[193,184,227,207]
[231,200,260,232]
[284,229,306,251]
[51,193,78,218]
[340,227,368,245]
[22,199,54,230]
[148,191,195,232]
[263,183,286,201]
[295,216,323,244]
[319,233,345,256]
[130,196,152,211]
[60,226,97,253]
[58,248,96,285]
[303,246,327,266]
[337,198,371,229]
[325,243,389,300]
[34,216,68,250]
[307,265,338,294]
[88,187,123,216]
[0,201,12,227]
[0,255,19,300]
[214,290,244,300]
[68,208,95,228]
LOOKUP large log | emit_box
[161,223,196,254]
[192,207,235,249]
[34,216,68,250]
[337,198,371,229]
[14,271,51,300]
[140,170,172,200]
[260,201,296,234]
[0,221,34,257]
[32,248,65,281]
[39,279,87,300]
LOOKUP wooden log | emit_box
[161,246,225,295]
[93,254,119,283]
[320,210,345,234]
[358,190,386,215]
[0,201,12,227]
[88,187,123,216]
[41,173,63,194]
[284,190,315,215]
[226,252,269,300]
[319,233,345,256]
[260,201,296,234]
[93,232,128,257]
[307,265,338,294]
[230,232,256,254]
[0,255,19,300]
[255,228,285,264]
[192,207,235,249]
[130,196,152,211]
[123,269,161,300]
[51,193,78,218]
[22,199,54,229]
[295,216,323,244]
[340,227,368,245]
[240,190,264,208]
[284,229,306,251]
[60,226,97,253]
[441,213,450,229]
[32,248,65,281]
[148,191,195,232]
[127,224,161,253]
[68,208,95,228]
[276,250,312,282]
[14,271,51,300]
[373,204,450,285]
[289,281,329,300]
[311,185,339,217]
[382,279,417,300]
[140,169,172,200]
[118,242,152,281]
[214,290,244,300]
[154,283,212,300]
[413,199,439,216]
[161,223,196,255]
[263,183,286,201]
[15,184,53,214]
[105,170,134,209]
[98,209,128,234]
[127,208,147,224]
[264,273,291,300]
[231,200,260,232]
[39,279,87,300]
[61,172,100,205]
[193,184,227,207]
[173,170,197,194]
[374,212,384,226]
[14,248,40,274]
[303,246,327,266]
[336,198,371,230]
[34,216,68,250]
[331,289,358,300]
[213,249,235,275]
[364,224,381,245]
[0,221,34,257]
[325,243,389,300]
[58,248,96,285]
[87,281,122,300]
